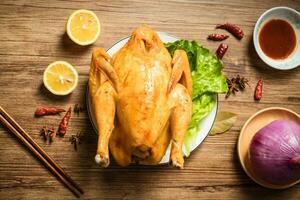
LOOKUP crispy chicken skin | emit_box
[89,26,192,168]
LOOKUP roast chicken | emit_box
[89,26,192,168]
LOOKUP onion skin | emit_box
[289,155,300,169]
[249,120,300,186]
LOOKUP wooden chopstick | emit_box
[0,106,83,197]
[0,106,84,194]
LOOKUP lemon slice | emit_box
[66,9,100,46]
[43,61,78,95]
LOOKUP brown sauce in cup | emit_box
[259,19,296,59]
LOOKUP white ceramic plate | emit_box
[86,32,218,164]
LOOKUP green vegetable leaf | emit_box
[183,93,216,155]
[165,40,228,100]
[165,40,228,156]
[210,111,237,136]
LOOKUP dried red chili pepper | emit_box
[35,106,65,116]
[58,107,72,136]
[216,23,244,39]
[254,79,263,100]
[207,34,229,41]
[216,43,228,59]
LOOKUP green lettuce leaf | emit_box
[165,40,228,99]
[165,40,228,156]
[184,93,216,155]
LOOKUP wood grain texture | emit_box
[0,0,299,199]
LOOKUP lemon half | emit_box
[66,9,101,46]
[43,61,78,95]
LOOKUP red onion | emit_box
[249,120,300,186]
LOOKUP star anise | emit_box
[235,74,249,90]
[69,132,83,151]
[40,126,55,143]
[40,127,48,142]
[226,75,249,98]
[48,127,56,143]
[74,104,85,116]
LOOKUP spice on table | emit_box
[40,127,48,142]
[254,79,263,100]
[216,43,228,59]
[58,107,72,136]
[216,23,244,39]
[210,111,237,135]
[69,132,82,151]
[35,106,65,117]
[49,128,56,143]
[208,33,229,41]
[226,75,249,98]
[226,78,239,98]
[40,126,55,143]
[235,75,249,89]
[74,104,85,115]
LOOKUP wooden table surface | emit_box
[0,0,300,199]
